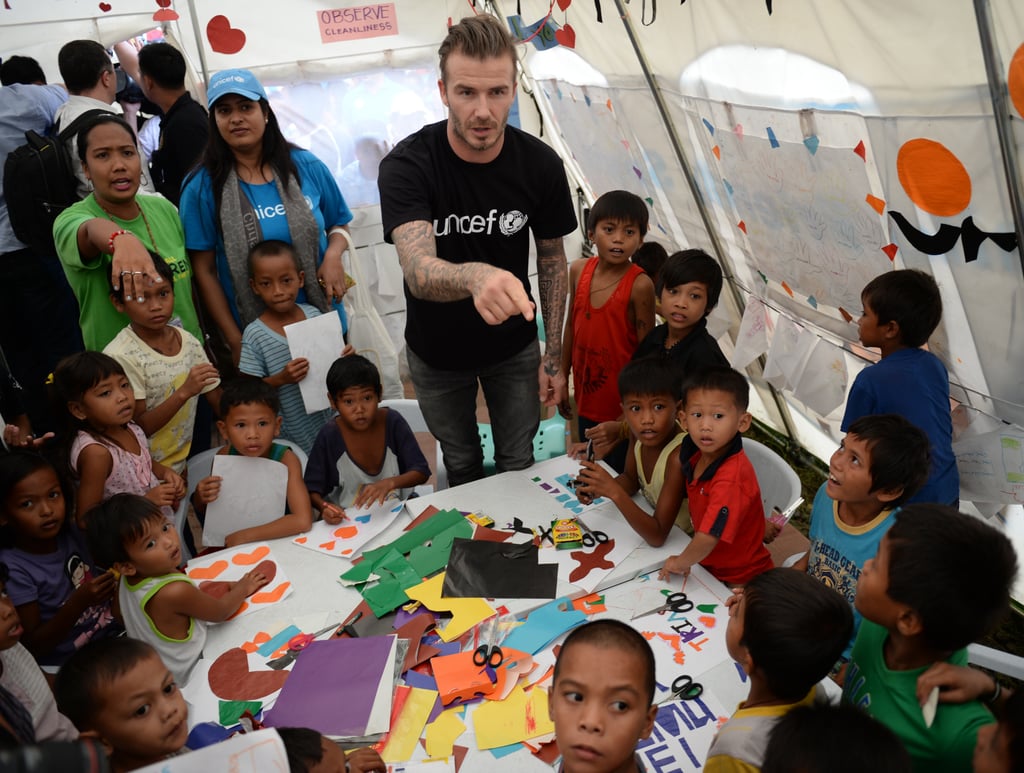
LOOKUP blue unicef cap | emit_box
[206,69,267,107]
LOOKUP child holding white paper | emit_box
[84,496,268,684]
[193,378,314,545]
[305,355,429,523]
[239,240,340,453]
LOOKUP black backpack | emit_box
[3,108,108,255]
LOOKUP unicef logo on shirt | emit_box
[499,210,528,237]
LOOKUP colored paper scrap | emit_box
[442,539,557,599]
[343,509,468,585]
[882,243,898,260]
[766,127,779,148]
[256,625,300,658]
[425,708,467,759]
[381,687,438,763]
[803,135,819,155]
[571,594,606,614]
[407,520,473,577]
[207,647,289,702]
[265,636,397,739]
[865,194,886,215]
[218,700,261,727]
[472,684,555,750]
[854,140,867,160]
[132,729,288,772]
[431,651,499,706]
[405,574,495,643]
[395,613,440,673]
[502,597,586,655]
[359,549,422,618]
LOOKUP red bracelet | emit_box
[107,229,131,253]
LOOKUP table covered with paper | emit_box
[182,455,747,772]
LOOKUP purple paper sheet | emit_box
[265,636,394,737]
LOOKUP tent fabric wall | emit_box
[3,0,1024,504]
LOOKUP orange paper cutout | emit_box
[712,145,721,160]
[333,525,359,539]
[781,281,794,298]
[896,138,971,217]
[189,560,228,580]
[882,243,899,260]
[231,545,270,565]
[251,581,291,604]
[737,220,747,234]
[1010,43,1024,118]
[865,194,885,215]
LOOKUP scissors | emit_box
[472,615,505,668]
[658,674,704,704]
[575,517,609,548]
[266,614,358,670]
[630,591,694,621]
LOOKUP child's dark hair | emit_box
[326,354,382,399]
[656,249,723,313]
[276,727,325,773]
[220,376,280,416]
[682,366,749,411]
[554,619,655,706]
[761,703,911,773]
[55,637,159,730]
[861,269,942,348]
[741,569,853,702]
[632,241,668,282]
[618,357,681,403]
[50,352,130,476]
[885,505,1017,652]
[108,250,174,302]
[84,493,166,568]
[248,239,301,278]
[0,450,73,547]
[845,414,930,507]
[586,190,649,237]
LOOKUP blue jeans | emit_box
[408,341,541,486]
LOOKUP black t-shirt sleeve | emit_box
[379,132,435,244]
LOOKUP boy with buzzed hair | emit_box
[843,269,957,505]
[549,619,658,773]
[844,505,1018,772]
[705,569,853,772]
[659,366,774,586]
[793,413,930,663]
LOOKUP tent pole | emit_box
[610,0,797,440]
[186,0,212,90]
[973,0,1024,277]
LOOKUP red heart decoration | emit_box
[156,0,171,6]
[208,647,288,700]
[556,0,572,9]
[252,559,277,584]
[152,8,178,21]
[98,2,112,11]
[199,580,231,599]
[554,23,576,49]
[206,14,246,55]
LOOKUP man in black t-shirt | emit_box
[379,14,577,486]
[138,42,208,206]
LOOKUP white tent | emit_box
[4,0,1024,511]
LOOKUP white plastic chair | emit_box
[174,439,310,561]
[743,438,802,517]
[379,398,447,490]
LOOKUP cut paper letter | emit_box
[284,311,345,413]
[202,456,288,547]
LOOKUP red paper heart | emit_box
[156,0,171,6]
[152,8,178,21]
[556,0,572,9]
[554,23,576,49]
[98,2,112,11]
[199,580,231,599]
[208,647,288,700]
[253,560,277,584]
[206,14,246,55]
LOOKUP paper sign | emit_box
[635,694,730,772]
[185,543,293,619]
[317,4,398,44]
[293,501,403,559]
[732,297,770,370]
[284,311,345,413]
[134,727,288,772]
[265,636,397,739]
[202,456,288,547]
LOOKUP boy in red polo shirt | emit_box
[659,366,773,586]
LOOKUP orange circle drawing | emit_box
[1010,43,1024,119]
[896,138,971,217]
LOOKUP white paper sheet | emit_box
[284,311,346,413]
[184,542,294,619]
[134,727,289,772]
[292,501,404,559]
[202,456,289,547]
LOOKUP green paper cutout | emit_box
[359,549,422,617]
[407,519,473,577]
[218,699,262,726]
[696,603,718,614]
[340,509,468,585]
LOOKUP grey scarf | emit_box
[219,165,328,325]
